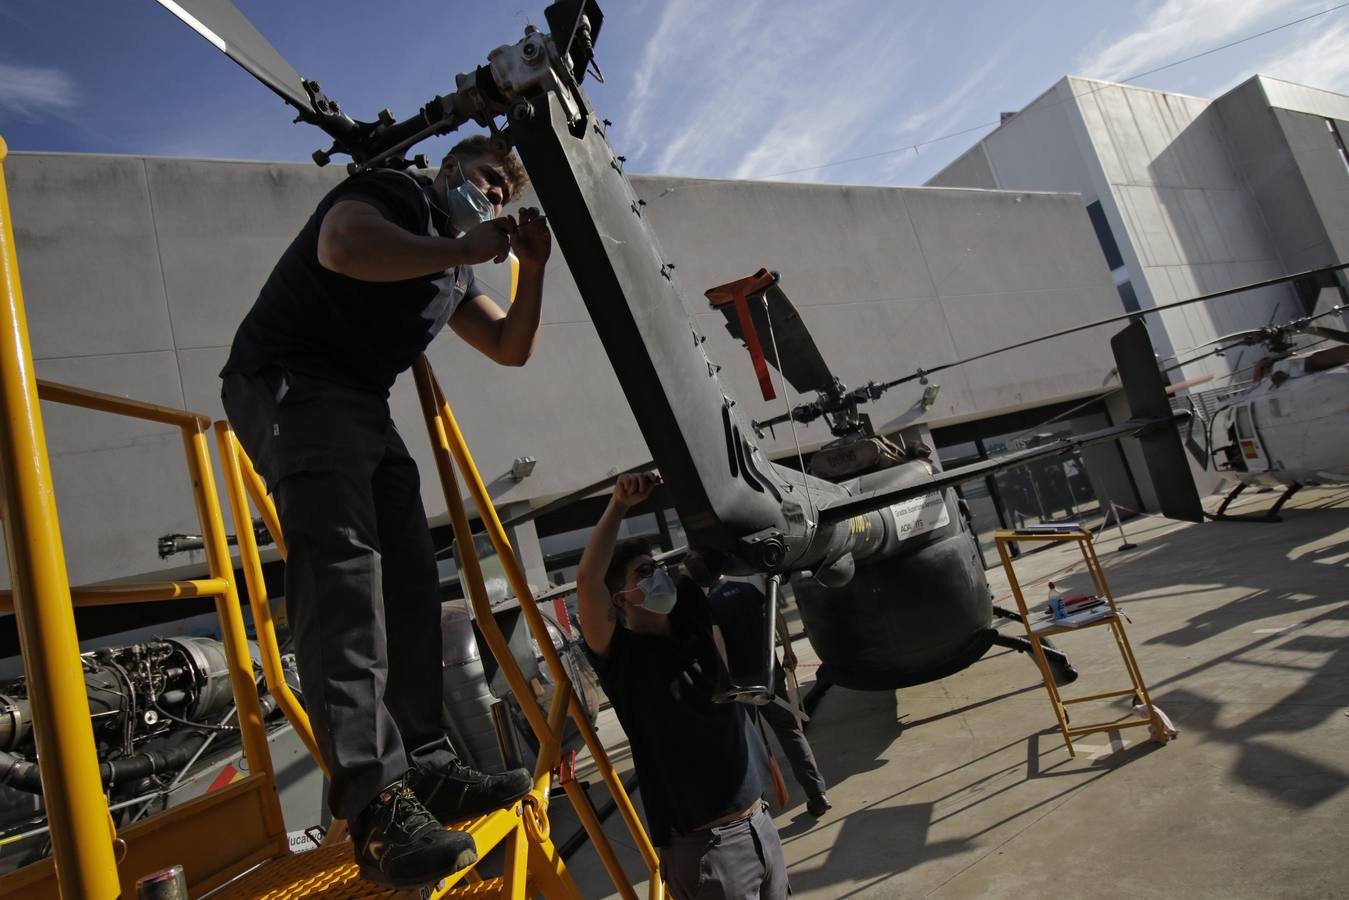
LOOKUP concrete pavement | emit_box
[561,484,1349,899]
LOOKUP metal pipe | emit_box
[0,136,121,898]
[760,575,780,699]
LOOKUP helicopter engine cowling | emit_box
[793,462,994,691]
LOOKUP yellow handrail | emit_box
[213,421,324,770]
[413,356,664,899]
[0,578,231,612]
[36,378,211,428]
[0,134,121,900]
[0,137,288,896]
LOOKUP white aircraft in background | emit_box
[1178,307,1349,520]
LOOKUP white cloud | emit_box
[1077,0,1313,83]
[616,0,933,183]
[1247,19,1349,92]
[621,0,697,159]
[0,60,78,119]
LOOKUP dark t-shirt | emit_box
[588,577,771,847]
[707,580,773,687]
[221,169,477,392]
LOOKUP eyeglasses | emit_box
[632,560,665,580]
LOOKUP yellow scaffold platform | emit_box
[0,137,662,899]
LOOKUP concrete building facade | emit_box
[928,74,1349,385]
[0,150,1160,656]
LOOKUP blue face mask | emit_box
[637,568,678,615]
[445,169,494,234]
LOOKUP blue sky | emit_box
[2,1,1348,186]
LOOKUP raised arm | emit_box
[317,200,514,282]
[576,473,658,658]
[449,207,551,366]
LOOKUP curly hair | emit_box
[446,135,530,203]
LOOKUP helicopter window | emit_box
[1234,406,1254,439]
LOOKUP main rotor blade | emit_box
[156,0,314,114]
[816,412,1187,524]
[1304,325,1349,345]
[1188,328,1269,352]
[876,261,1349,392]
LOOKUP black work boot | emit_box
[408,758,533,825]
[351,778,478,890]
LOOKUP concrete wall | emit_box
[0,152,1122,585]
[928,76,1308,385]
[1075,78,1296,383]
[925,144,997,190]
[1214,78,1338,274]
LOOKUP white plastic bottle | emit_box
[1046,580,1065,618]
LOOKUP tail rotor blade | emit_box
[707,271,837,396]
[760,283,835,395]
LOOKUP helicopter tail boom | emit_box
[818,320,1205,525]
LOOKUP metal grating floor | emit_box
[208,845,501,899]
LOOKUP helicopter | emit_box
[1172,307,1349,522]
[150,0,1349,716]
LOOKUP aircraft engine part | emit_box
[441,602,507,773]
[0,694,32,751]
[0,733,209,796]
[0,637,255,759]
[165,637,236,722]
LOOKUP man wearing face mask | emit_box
[576,473,790,900]
[219,135,550,890]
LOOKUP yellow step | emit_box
[208,844,504,899]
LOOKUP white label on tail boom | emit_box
[889,492,950,540]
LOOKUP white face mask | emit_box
[445,169,495,234]
[617,566,679,617]
[635,568,679,615]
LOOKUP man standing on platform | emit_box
[221,136,550,889]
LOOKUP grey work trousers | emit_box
[222,368,455,821]
[759,666,827,800]
[661,804,790,900]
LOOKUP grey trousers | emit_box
[222,368,455,820]
[760,666,827,800]
[661,804,790,900]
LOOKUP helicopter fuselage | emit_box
[1211,354,1349,486]
[790,458,993,690]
